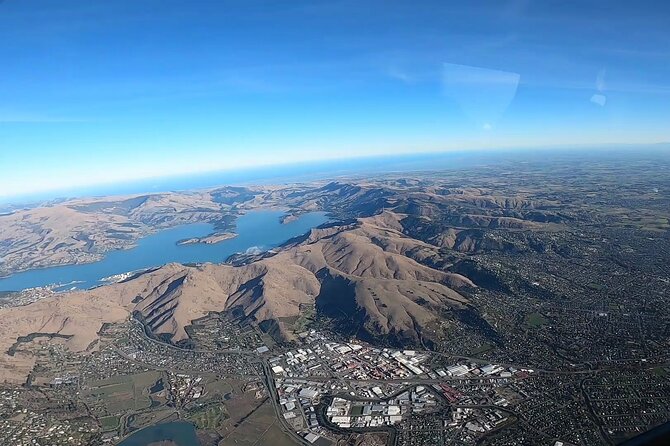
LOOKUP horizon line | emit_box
[1,141,669,205]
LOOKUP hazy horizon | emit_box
[1,144,668,207]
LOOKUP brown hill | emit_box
[0,213,473,383]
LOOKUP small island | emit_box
[177,232,238,245]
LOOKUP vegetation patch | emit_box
[525,312,549,328]
[100,415,120,431]
[187,404,228,429]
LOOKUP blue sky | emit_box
[1,0,669,198]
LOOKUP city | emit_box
[1,304,668,445]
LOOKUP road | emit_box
[260,361,314,446]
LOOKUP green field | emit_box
[651,366,669,377]
[525,312,549,328]
[291,304,316,334]
[89,381,133,398]
[100,416,120,431]
[203,376,236,400]
[83,371,160,415]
